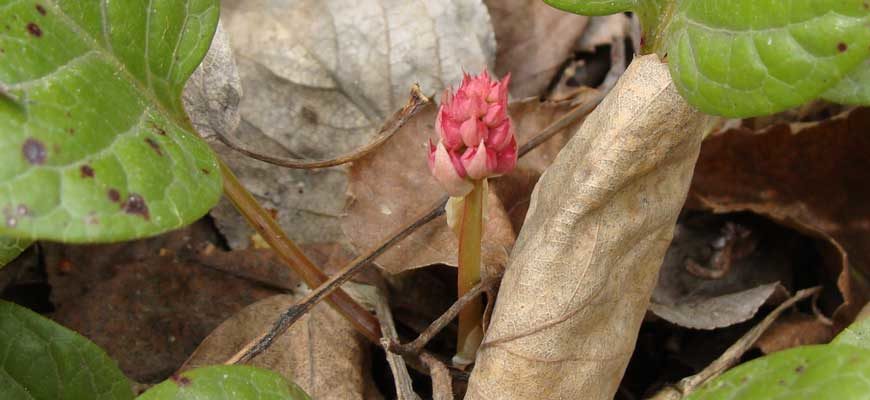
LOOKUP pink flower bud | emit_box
[428,71,517,195]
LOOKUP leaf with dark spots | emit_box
[108,189,120,203]
[145,137,163,156]
[839,42,849,52]
[25,22,41,37]
[21,138,45,164]
[122,193,150,220]
[171,374,191,386]
[0,0,222,242]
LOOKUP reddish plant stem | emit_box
[219,160,381,343]
[454,179,485,366]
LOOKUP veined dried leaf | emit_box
[466,55,713,400]
[182,294,374,400]
[210,0,496,249]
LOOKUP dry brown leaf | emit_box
[484,0,589,98]
[51,256,276,383]
[755,313,834,354]
[342,97,585,273]
[650,213,800,330]
[182,294,375,400]
[689,108,870,326]
[210,0,496,249]
[465,55,714,400]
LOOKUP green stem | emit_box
[454,179,485,366]
[219,160,381,343]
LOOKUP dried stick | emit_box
[389,275,501,356]
[649,286,822,400]
[376,288,422,400]
[421,352,454,400]
[217,85,430,169]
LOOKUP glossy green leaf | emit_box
[0,236,30,267]
[686,345,870,400]
[666,0,870,117]
[0,300,133,400]
[832,316,870,350]
[0,0,222,243]
[823,60,870,105]
[543,0,638,15]
[137,365,311,400]
[544,0,870,117]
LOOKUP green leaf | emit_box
[823,60,870,105]
[0,300,133,400]
[665,0,870,117]
[542,0,638,15]
[686,345,870,400]
[0,236,30,267]
[0,0,222,243]
[137,365,311,400]
[832,316,870,350]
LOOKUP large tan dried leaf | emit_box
[485,0,589,98]
[342,97,585,273]
[210,0,496,249]
[689,108,870,325]
[182,294,375,400]
[466,55,714,400]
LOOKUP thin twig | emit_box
[388,275,501,356]
[420,352,454,400]
[376,287,422,400]
[649,286,822,400]
[217,85,430,169]
[224,199,446,364]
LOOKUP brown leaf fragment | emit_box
[466,55,714,400]
[755,313,834,355]
[51,256,276,383]
[689,108,870,325]
[182,294,375,400]
[484,0,589,98]
[650,213,801,330]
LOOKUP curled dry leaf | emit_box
[689,108,870,325]
[182,294,375,400]
[466,55,714,400]
[210,0,496,249]
[755,313,835,355]
[484,0,589,98]
[650,213,803,330]
[343,97,586,273]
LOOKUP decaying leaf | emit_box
[210,0,496,249]
[342,96,588,273]
[183,20,242,142]
[689,108,870,325]
[484,0,589,98]
[466,55,714,400]
[755,313,834,355]
[182,294,375,400]
[650,213,802,330]
[50,255,277,383]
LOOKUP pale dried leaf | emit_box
[485,0,589,98]
[183,20,242,142]
[576,14,630,53]
[182,294,375,400]
[466,55,713,400]
[211,0,496,248]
